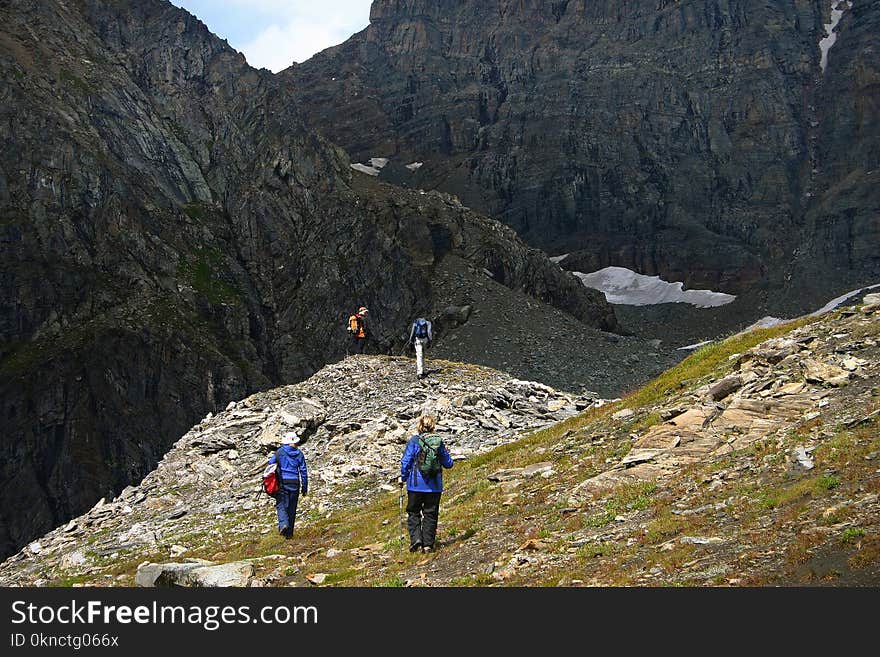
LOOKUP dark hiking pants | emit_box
[406,491,442,549]
[276,482,300,535]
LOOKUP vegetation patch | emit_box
[759,474,841,510]
[848,535,880,570]
[59,68,92,94]
[181,203,205,221]
[840,527,867,544]
[177,247,240,305]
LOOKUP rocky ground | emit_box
[0,357,597,587]
[2,296,878,588]
[611,283,877,350]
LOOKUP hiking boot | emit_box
[422,545,434,554]
[409,542,422,553]
[278,525,290,537]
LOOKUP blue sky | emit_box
[170,0,373,72]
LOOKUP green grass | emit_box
[816,475,841,492]
[323,568,360,585]
[449,574,494,587]
[840,527,866,544]
[759,474,842,510]
[607,482,657,513]
[576,541,619,560]
[50,574,93,587]
[631,412,661,431]
[182,203,205,221]
[375,575,406,587]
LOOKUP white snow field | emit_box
[350,162,380,176]
[819,1,853,73]
[572,266,736,308]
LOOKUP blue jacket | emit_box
[401,434,453,493]
[269,445,308,495]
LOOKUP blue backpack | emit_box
[413,318,429,339]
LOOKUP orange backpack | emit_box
[347,314,360,334]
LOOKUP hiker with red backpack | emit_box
[267,431,309,539]
[398,415,453,553]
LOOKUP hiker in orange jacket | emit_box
[347,306,371,354]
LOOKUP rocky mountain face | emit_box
[287,0,879,299]
[0,0,618,560]
[2,295,877,587]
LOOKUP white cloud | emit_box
[235,1,372,72]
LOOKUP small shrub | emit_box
[840,527,866,544]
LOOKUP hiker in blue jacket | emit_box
[268,431,309,539]
[407,317,433,379]
[398,415,453,553]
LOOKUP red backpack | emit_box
[261,449,283,496]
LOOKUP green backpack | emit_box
[417,434,444,478]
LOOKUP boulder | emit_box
[258,398,327,446]
[802,360,850,387]
[708,376,742,402]
[136,560,255,587]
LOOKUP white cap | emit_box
[281,431,300,445]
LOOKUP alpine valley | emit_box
[0,0,877,583]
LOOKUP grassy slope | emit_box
[47,314,880,587]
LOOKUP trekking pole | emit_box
[398,483,406,562]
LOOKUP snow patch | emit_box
[574,266,736,308]
[743,316,787,332]
[819,1,853,74]
[350,163,380,176]
[809,282,880,317]
[677,340,714,352]
[549,253,569,264]
[369,157,389,169]
[405,162,423,171]
[730,283,880,338]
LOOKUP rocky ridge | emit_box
[3,296,878,587]
[0,356,598,586]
